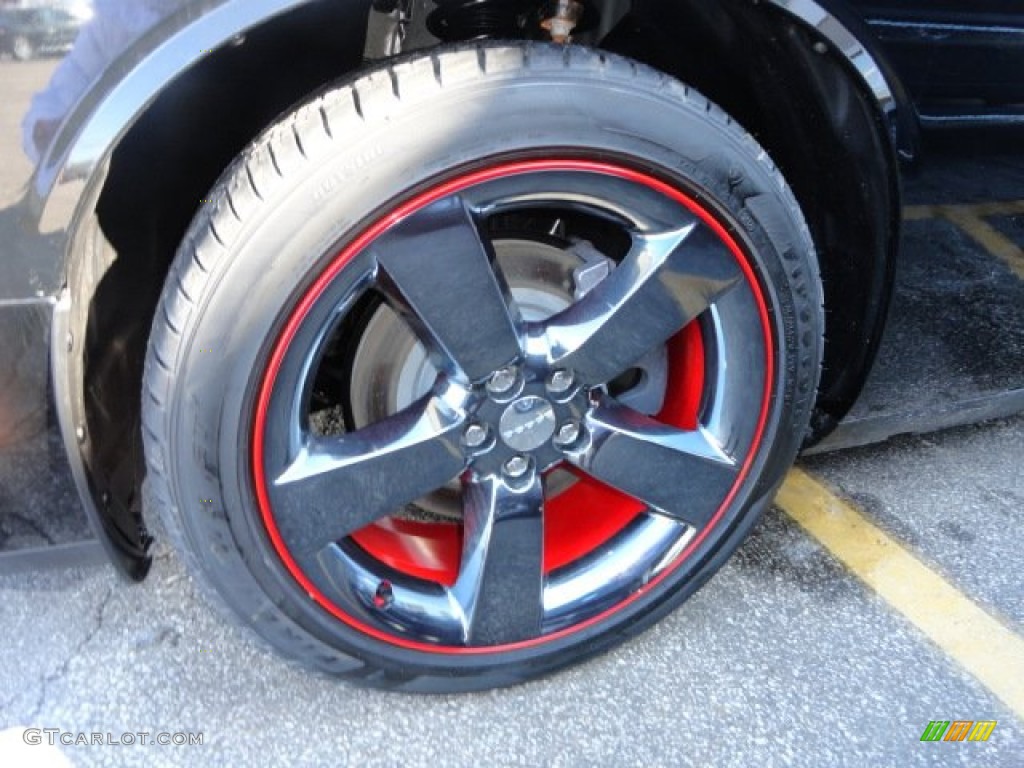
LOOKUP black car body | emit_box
[0,7,80,60]
[0,0,1020,690]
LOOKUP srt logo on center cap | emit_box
[499,396,557,452]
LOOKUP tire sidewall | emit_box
[158,49,819,689]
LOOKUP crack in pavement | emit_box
[24,583,116,723]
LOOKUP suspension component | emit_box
[427,0,533,42]
[364,0,414,59]
[427,0,595,43]
[540,0,583,43]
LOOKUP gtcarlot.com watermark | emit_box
[23,729,203,747]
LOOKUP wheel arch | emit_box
[604,0,913,441]
[45,0,909,578]
[46,0,372,579]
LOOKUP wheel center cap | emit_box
[499,396,556,452]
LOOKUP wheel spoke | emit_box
[270,394,467,556]
[542,221,743,386]
[573,396,739,529]
[373,195,522,382]
[449,473,545,645]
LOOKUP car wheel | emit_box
[12,36,33,61]
[142,43,822,691]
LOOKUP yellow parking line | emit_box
[960,200,1024,218]
[776,468,1024,719]
[902,204,938,221]
[903,201,1024,221]
[901,201,1024,279]
[939,207,1024,281]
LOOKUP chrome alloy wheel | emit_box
[251,159,773,652]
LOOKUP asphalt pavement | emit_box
[1,94,1023,766]
[1,416,1022,767]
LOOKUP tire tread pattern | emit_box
[142,42,822,691]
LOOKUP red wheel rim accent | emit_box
[251,159,776,654]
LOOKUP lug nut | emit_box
[488,366,518,395]
[547,369,574,394]
[503,455,530,479]
[462,423,488,448]
[554,421,580,447]
[373,580,393,609]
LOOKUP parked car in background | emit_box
[0,0,1021,692]
[0,6,80,60]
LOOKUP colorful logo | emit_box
[920,720,997,742]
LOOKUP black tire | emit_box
[142,43,823,692]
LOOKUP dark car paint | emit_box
[0,0,1019,577]
[851,0,1024,124]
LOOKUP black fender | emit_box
[603,0,911,440]
[40,0,361,579]
[768,0,919,160]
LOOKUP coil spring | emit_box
[427,0,537,42]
